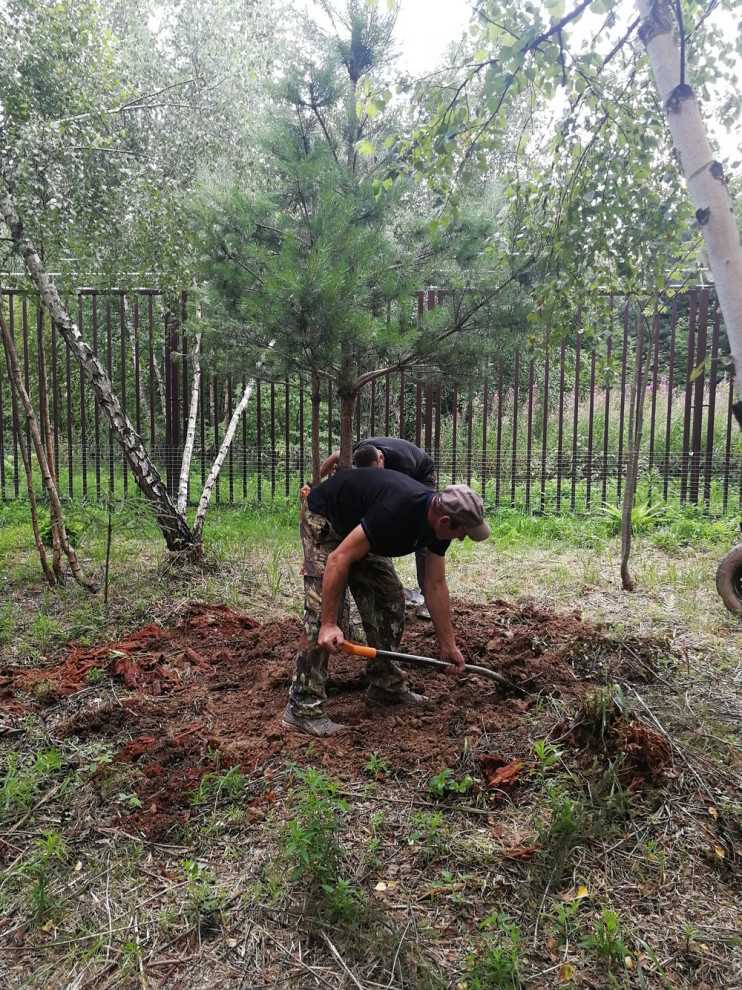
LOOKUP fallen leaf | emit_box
[624,955,634,970]
[713,845,726,861]
[479,755,525,791]
[374,881,388,891]
[501,844,539,861]
[559,962,575,983]
[561,884,589,901]
[708,806,718,819]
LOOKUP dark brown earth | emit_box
[0,599,667,838]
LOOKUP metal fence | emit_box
[1,285,740,513]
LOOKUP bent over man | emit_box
[283,470,490,736]
[320,436,436,613]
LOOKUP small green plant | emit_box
[581,909,627,966]
[364,810,386,869]
[427,767,475,799]
[577,684,625,746]
[41,517,81,548]
[535,785,592,887]
[1,749,63,816]
[29,613,65,651]
[191,766,248,807]
[283,767,349,890]
[465,913,523,989]
[0,602,16,645]
[364,752,391,779]
[263,544,285,600]
[599,501,665,535]
[532,739,562,778]
[22,830,69,924]
[85,666,105,686]
[182,860,223,935]
[408,811,450,864]
[550,899,581,946]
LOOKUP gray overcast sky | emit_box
[392,0,472,75]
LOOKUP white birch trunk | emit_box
[0,185,194,551]
[638,0,742,419]
[177,333,202,515]
[192,379,254,543]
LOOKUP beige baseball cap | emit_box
[438,484,491,541]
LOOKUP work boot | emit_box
[404,587,425,607]
[366,685,428,707]
[282,705,348,737]
[415,604,432,621]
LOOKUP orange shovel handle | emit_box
[341,641,377,659]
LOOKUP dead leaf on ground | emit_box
[479,755,525,791]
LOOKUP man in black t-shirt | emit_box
[320,437,436,611]
[284,470,490,736]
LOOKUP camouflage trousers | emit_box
[288,507,407,718]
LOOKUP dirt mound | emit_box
[1,599,657,838]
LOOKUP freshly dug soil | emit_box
[0,599,661,837]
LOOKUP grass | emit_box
[0,498,740,987]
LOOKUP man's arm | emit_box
[424,552,465,674]
[319,451,341,478]
[318,525,370,652]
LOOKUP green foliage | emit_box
[532,739,561,776]
[408,811,450,864]
[535,784,592,887]
[41,517,81,548]
[1,749,63,817]
[427,768,475,799]
[191,766,249,807]
[364,752,391,778]
[465,913,523,989]
[581,909,628,966]
[85,666,105,686]
[599,502,666,536]
[182,860,223,934]
[281,767,359,917]
[22,830,69,924]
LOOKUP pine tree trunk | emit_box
[1,309,55,587]
[177,333,201,515]
[339,393,355,469]
[638,0,742,424]
[1,307,95,590]
[0,185,194,551]
[192,380,254,543]
[310,369,321,485]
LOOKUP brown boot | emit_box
[282,705,348,737]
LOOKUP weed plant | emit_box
[465,913,523,990]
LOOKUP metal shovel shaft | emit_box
[342,641,525,694]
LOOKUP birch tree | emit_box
[636,0,742,421]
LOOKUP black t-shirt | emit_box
[354,436,435,483]
[308,469,450,558]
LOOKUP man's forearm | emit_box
[320,552,350,627]
[319,451,340,478]
[425,578,456,649]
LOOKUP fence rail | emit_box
[1,286,740,514]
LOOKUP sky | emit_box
[391,0,472,76]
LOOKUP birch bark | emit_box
[637,0,742,418]
[1,308,55,586]
[192,380,254,543]
[177,333,202,515]
[0,185,194,551]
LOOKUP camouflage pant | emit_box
[288,508,407,718]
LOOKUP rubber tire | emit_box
[715,544,742,615]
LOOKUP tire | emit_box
[715,544,742,615]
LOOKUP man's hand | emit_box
[318,623,345,653]
[440,643,466,676]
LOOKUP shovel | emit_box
[340,641,526,694]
